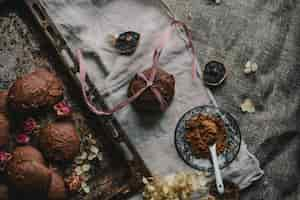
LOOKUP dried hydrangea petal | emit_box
[75,166,83,175]
[81,164,91,172]
[79,152,88,160]
[244,61,258,74]
[90,139,97,145]
[251,62,258,72]
[81,182,90,194]
[90,146,99,154]
[241,99,256,113]
[88,154,97,161]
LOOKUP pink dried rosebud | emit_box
[54,101,72,118]
[0,151,12,171]
[23,117,37,133]
[16,134,30,145]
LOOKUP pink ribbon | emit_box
[77,19,196,116]
[155,18,197,79]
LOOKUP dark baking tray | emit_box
[0,0,150,199]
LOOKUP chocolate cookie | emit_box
[39,122,80,162]
[128,67,175,112]
[0,113,9,147]
[0,91,8,113]
[7,147,51,195]
[8,68,64,112]
[48,171,66,200]
[10,146,46,165]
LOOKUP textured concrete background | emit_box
[163,0,300,199]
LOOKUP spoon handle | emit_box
[209,144,224,194]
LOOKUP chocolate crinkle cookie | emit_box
[39,121,80,162]
[0,113,9,147]
[128,67,175,112]
[6,146,51,196]
[0,91,8,113]
[48,171,67,200]
[8,68,64,112]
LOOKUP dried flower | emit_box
[16,134,30,145]
[244,61,258,74]
[88,154,97,161]
[143,172,210,200]
[65,173,83,193]
[0,151,12,171]
[81,164,91,172]
[23,117,37,133]
[90,146,99,154]
[81,182,90,194]
[54,101,72,118]
[240,99,256,113]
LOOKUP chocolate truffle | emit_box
[0,113,9,147]
[39,122,80,162]
[48,171,66,200]
[0,91,8,113]
[8,68,64,112]
[7,147,51,194]
[128,67,175,112]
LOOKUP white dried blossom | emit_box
[241,99,256,113]
[143,172,210,200]
[75,166,83,176]
[244,61,258,74]
[81,182,90,194]
[82,164,91,172]
[88,154,97,161]
[90,146,99,154]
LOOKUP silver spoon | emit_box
[208,140,224,194]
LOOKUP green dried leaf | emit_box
[75,166,83,175]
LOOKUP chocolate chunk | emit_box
[0,113,9,147]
